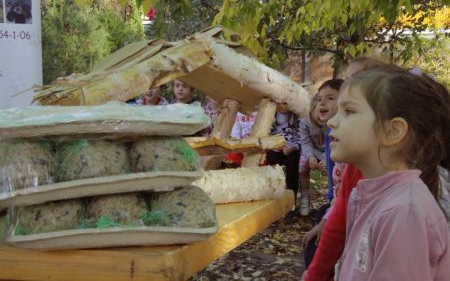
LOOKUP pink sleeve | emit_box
[369,206,450,281]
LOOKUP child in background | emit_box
[298,93,326,216]
[318,79,345,204]
[201,96,219,137]
[302,161,347,269]
[266,109,301,199]
[230,112,257,139]
[137,85,169,105]
[329,68,450,280]
[173,79,195,104]
[299,79,344,216]
[172,79,217,137]
[203,96,219,121]
[223,112,257,168]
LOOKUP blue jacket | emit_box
[325,127,335,202]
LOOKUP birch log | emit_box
[192,165,286,204]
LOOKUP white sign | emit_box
[0,0,42,109]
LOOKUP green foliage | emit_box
[146,0,220,40]
[120,0,146,40]
[145,0,449,76]
[42,0,109,84]
[212,0,449,67]
[42,0,145,84]
[95,2,145,51]
[400,36,450,88]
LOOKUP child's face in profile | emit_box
[327,86,379,165]
[316,86,339,124]
[173,80,192,103]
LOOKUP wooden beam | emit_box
[211,99,239,139]
[242,99,277,167]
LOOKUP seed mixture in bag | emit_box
[86,193,148,227]
[130,137,200,173]
[151,185,217,228]
[10,199,84,235]
[55,140,129,182]
[8,187,217,237]
[0,140,55,193]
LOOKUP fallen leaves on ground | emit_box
[190,190,327,281]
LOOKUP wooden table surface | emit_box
[0,190,294,281]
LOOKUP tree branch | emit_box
[268,33,343,55]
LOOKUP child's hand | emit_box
[303,226,319,248]
[317,159,326,171]
[302,219,327,247]
[308,156,318,169]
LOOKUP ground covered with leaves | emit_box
[191,174,328,281]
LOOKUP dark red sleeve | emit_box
[305,164,363,281]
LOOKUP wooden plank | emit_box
[0,190,294,281]
[185,135,285,151]
[194,145,260,156]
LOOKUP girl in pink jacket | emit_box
[327,66,450,280]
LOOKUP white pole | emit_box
[0,0,42,109]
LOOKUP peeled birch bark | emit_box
[192,165,286,204]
